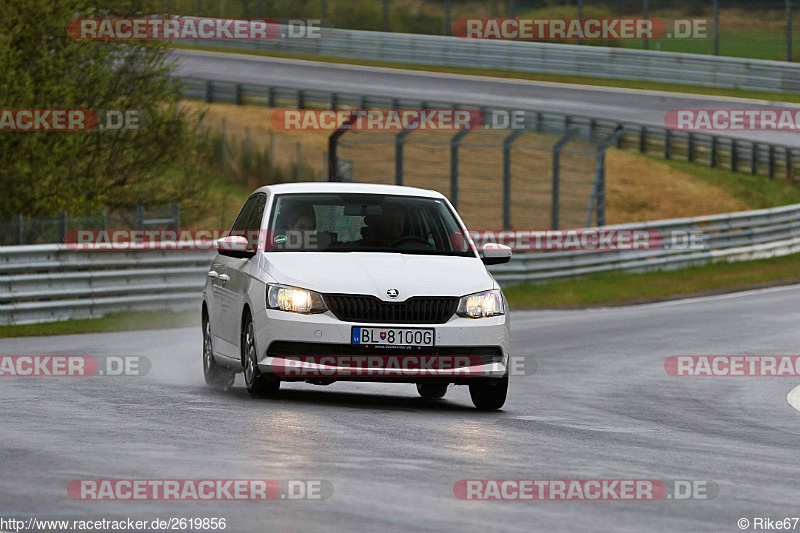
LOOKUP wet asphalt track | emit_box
[174,49,800,148]
[2,285,800,532]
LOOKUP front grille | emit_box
[324,294,458,324]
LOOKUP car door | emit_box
[216,193,267,358]
[211,196,257,359]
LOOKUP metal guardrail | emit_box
[198,26,800,93]
[490,203,800,283]
[0,247,214,325]
[3,202,800,324]
[177,76,800,182]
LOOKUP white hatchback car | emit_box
[202,182,512,410]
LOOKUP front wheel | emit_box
[242,315,280,397]
[203,312,235,391]
[469,376,508,411]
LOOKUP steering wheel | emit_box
[389,236,431,248]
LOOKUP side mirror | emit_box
[481,243,512,265]
[216,236,256,259]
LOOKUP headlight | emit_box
[456,289,504,318]
[267,284,328,314]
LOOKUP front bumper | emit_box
[252,307,510,383]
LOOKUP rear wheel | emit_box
[469,376,508,411]
[242,315,280,397]
[202,311,235,391]
[416,383,448,400]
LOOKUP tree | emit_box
[0,0,200,217]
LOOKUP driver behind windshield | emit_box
[358,202,409,247]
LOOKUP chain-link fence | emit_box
[334,125,619,230]
[161,0,798,62]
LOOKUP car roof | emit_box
[251,182,447,200]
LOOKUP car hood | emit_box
[263,252,493,300]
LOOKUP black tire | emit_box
[416,383,448,400]
[242,314,280,397]
[469,376,508,411]
[203,311,235,391]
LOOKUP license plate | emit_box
[351,327,435,347]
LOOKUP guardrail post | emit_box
[360,96,368,109]
[751,142,758,175]
[552,128,578,230]
[12,214,22,245]
[731,139,738,171]
[769,144,776,180]
[589,119,596,144]
[395,129,413,186]
[639,126,647,153]
[536,112,544,133]
[786,148,794,180]
[267,87,275,108]
[57,211,68,243]
[171,203,181,230]
[330,93,338,110]
[234,83,243,106]
[297,89,305,109]
[586,127,623,228]
[450,130,471,209]
[710,136,718,167]
[204,80,213,103]
[687,132,695,162]
[135,205,144,230]
[392,98,400,110]
[663,129,671,159]
[503,129,525,230]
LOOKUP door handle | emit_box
[207,271,219,278]
[218,274,230,282]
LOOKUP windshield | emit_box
[267,193,474,257]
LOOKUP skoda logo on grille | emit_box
[386,288,399,299]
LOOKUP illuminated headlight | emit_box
[267,284,327,314]
[456,289,504,318]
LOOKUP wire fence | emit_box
[335,127,616,231]
[0,205,181,246]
